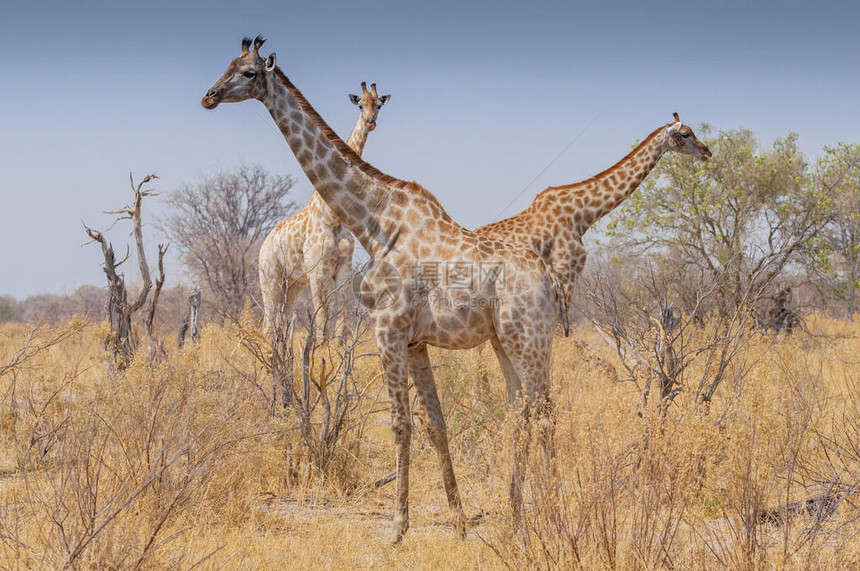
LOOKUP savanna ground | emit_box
[2,313,860,569]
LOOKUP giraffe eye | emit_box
[243,71,256,78]
[682,133,691,138]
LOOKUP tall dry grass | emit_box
[0,314,858,569]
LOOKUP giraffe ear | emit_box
[380,94,391,105]
[349,94,361,105]
[264,53,276,72]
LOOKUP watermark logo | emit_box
[352,260,508,310]
[412,261,506,291]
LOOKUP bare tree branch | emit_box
[159,165,296,321]
[0,319,86,378]
[84,173,164,369]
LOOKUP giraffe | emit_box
[203,36,567,542]
[258,81,390,346]
[475,114,711,318]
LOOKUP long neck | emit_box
[316,111,373,224]
[260,69,394,255]
[345,116,372,156]
[566,126,669,236]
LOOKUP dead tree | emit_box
[287,308,368,476]
[239,290,372,481]
[85,173,167,369]
[144,243,168,359]
[178,287,201,347]
[582,253,781,424]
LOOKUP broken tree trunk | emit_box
[85,173,163,369]
[178,287,201,347]
[145,243,169,360]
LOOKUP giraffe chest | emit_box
[524,222,567,257]
[547,234,586,277]
[509,226,585,285]
[530,234,555,261]
[294,211,349,271]
[409,293,498,349]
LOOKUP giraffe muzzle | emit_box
[201,88,221,109]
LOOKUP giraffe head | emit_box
[666,112,712,160]
[201,36,275,109]
[348,82,391,131]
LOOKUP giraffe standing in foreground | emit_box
[475,114,711,316]
[259,81,390,344]
[203,36,567,542]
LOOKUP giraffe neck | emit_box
[317,112,374,225]
[345,116,372,156]
[260,68,393,255]
[565,125,669,236]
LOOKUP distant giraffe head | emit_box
[666,112,712,159]
[202,36,272,109]
[348,82,390,131]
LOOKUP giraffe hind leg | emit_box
[408,344,467,537]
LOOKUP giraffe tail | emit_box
[550,271,570,337]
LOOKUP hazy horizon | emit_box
[2,0,859,299]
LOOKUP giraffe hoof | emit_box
[390,518,409,544]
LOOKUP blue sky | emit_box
[1,0,859,298]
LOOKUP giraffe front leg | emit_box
[494,333,555,534]
[260,258,299,407]
[517,343,556,469]
[376,327,412,543]
[275,282,304,408]
[408,344,466,538]
[333,255,354,346]
[510,408,531,533]
[308,274,331,341]
[489,337,527,527]
[259,259,284,342]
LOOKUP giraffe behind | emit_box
[475,113,711,320]
[258,81,390,346]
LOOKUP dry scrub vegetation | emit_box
[1,313,860,569]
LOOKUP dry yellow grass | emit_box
[1,314,859,569]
